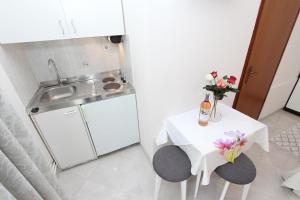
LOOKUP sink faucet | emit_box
[48,58,63,86]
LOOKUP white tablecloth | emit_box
[156,103,269,185]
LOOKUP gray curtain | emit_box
[0,92,69,200]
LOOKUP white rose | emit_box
[205,74,214,82]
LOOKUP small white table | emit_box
[156,103,269,196]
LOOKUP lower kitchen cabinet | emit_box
[32,106,96,169]
[81,94,140,155]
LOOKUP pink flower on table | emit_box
[225,130,247,147]
[216,78,227,88]
[214,139,235,155]
[214,130,248,163]
[239,138,247,147]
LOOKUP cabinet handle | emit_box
[64,110,77,115]
[71,19,77,34]
[244,66,257,84]
[58,20,65,35]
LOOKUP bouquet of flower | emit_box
[214,130,247,163]
[204,71,239,100]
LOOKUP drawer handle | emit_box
[64,110,77,115]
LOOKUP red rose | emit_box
[228,76,237,84]
[210,71,218,78]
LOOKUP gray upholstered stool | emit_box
[153,145,192,200]
[215,153,256,200]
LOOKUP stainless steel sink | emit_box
[40,86,76,102]
[26,70,137,114]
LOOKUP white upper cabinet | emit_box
[0,0,68,43]
[60,0,125,38]
[0,0,124,43]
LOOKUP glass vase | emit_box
[210,96,222,122]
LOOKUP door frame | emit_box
[233,0,300,119]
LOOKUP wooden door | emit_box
[60,0,125,39]
[0,0,68,43]
[234,0,300,119]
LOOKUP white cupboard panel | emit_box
[60,0,125,38]
[0,0,68,43]
[82,94,140,155]
[33,106,95,169]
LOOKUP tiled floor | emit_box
[58,110,300,200]
[270,123,300,157]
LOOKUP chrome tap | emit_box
[48,58,62,86]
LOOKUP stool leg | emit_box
[181,180,187,200]
[219,181,230,200]
[154,175,162,200]
[194,173,202,199]
[241,183,251,200]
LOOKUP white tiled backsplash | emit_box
[0,44,39,105]
[23,37,122,82]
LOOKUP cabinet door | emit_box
[0,0,68,43]
[60,0,124,38]
[82,94,140,155]
[33,106,95,169]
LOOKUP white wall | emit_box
[123,0,261,158]
[0,58,53,165]
[0,44,39,106]
[23,37,122,82]
[260,15,300,119]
